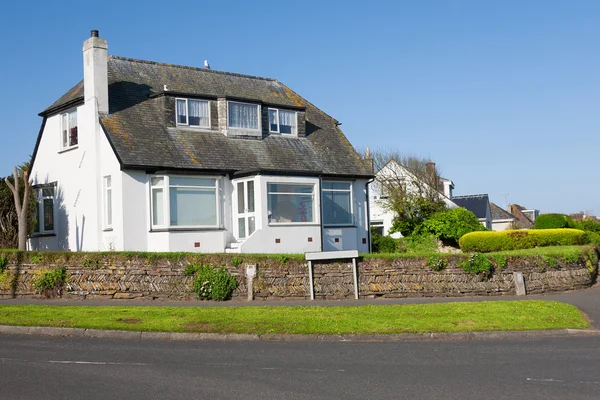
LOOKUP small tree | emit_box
[4,166,33,250]
[417,207,486,247]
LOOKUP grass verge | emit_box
[0,301,589,335]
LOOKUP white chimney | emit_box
[83,30,108,113]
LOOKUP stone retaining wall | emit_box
[0,252,595,301]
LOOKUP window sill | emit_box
[30,233,56,238]
[58,145,79,154]
[268,223,320,227]
[103,228,113,232]
[323,225,357,229]
[150,227,225,233]
[176,124,212,130]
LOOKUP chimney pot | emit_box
[91,30,99,37]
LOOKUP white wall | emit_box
[492,219,513,231]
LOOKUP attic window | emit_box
[176,98,210,128]
[228,101,259,130]
[60,109,78,150]
[268,108,297,135]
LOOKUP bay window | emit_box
[322,181,352,225]
[228,101,259,130]
[268,108,297,135]
[151,176,219,229]
[267,183,314,223]
[176,98,210,128]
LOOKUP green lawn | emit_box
[0,301,589,335]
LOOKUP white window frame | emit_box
[103,176,113,229]
[227,101,260,131]
[34,185,56,234]
[267,182,315,225]
[60,109,78,151]
[150,175,221,230]
[175,98,211,128]
[268,108,297,135]
[321,180,353,226]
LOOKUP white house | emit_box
[29,31,373,254]
[368,160,457,237]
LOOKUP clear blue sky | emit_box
[1,0,598,215]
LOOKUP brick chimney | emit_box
[83,30,108,113]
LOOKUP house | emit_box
[490,202,516,231]
[450,194,492,229]
[368,160,457,237]
[28,31,373,254]
[508,204,537,229]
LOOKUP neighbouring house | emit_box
[569,212,597,221]
[451,194,492,229]
[368,160,457,237]
[28,30,373,254]
[508,204,536,229]
[490,202,516,231]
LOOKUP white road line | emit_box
[49,360,149,366]
[527,378,600,385]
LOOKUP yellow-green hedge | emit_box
[459,229,586,252]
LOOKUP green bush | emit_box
[459,229,586,253]
[192,265,238,301]
[0,254,7,272]
[459,252,494,278]
[574,219,600,233]
[397,234,439,254]
[33,267,67,297]
[584,231,600,245]
[371,230,398,253]
[417,208,485,246]
[426,255,448,271]
[534,214,575,229]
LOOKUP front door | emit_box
[235,180,256,240]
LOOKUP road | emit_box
[2,334,600,399]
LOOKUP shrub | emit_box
[459,229,586,253]
[231,257,243,268]
[574,219,600,233]
[418,208,485,246]
[397,234,438,254]
[33,267,67,297]
[459,252,493,278]
[371,230,398,253]
[426,255,448,271]
[192,265,237,301]
[0,254,6,272]
[583,231,600,245]
[534,214,575,229]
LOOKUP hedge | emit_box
[534,213,575,229]
[459,229,586,252]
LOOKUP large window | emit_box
[34,186,55,234]
[151,176,219,228]
[104,176,112,229]
[322,181,352,225]
[61,109,78,150]
[268,108,297,135]
[267,183,314,224]
[228,101,259,130]
[176,98,210,128]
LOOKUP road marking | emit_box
[49,360,149,366]
[527,378,600,385]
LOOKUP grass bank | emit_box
[0,301,588,335]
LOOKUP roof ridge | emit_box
[452,194,488,199]
[109,56,278,82]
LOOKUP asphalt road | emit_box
[2,334,600,400]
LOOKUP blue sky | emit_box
[1,0,598,215]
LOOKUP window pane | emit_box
[237,182,245,214]
[228,102,258,129]
[248,216,255,235]
[42,188,54,197]
[176,99,187,124]
[268,184,313,194]
[43,198,54,231]
[247,181,255,213]
[268,109,278,132]
[279,110,296,134]
[323,191,351,225]
[170,188,217,226]
[238,217,246,239]
[188,100,209,127]
[170,177,215,187]
[151,177,164,187]
[106,188,112,226]
[69,110,78,146]
[152,188,164,226]
[268,193,313,223]
[62,114,68,148]
[105,176,111,188]
[323,181,351,191]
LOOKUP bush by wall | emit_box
[371,231,398,253]
[534,214,575,229]
[459,229,586,252]
[417,208,485,246]
[191,264,238,301]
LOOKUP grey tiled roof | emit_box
[451,194,490,219]
[42,56,373,177]
[490,202,515,220]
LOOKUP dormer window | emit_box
[268,108,297,135]
[228,101,259,130]
[176,98,210,128]
[61,109,78,150]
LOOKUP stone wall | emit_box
[0,251,595,301]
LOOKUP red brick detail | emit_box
[334,238,340,243]
[275,238,281,244]
[308,237,313,242]
[194,242,200,248]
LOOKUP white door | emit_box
[235,180,256,240]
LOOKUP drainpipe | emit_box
[365,177,375,253]
[318,176,324,252]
